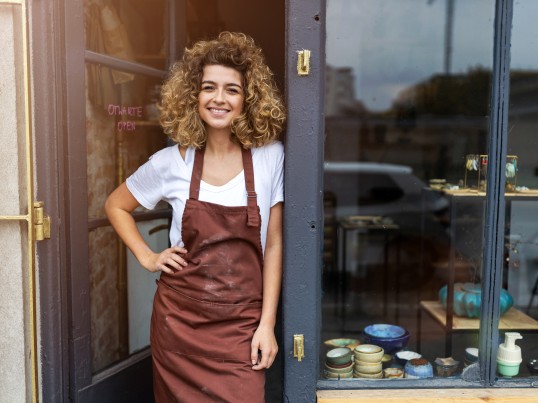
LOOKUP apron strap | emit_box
[241,147,260,227]
[189,147,204,200]
[189,146,259,227]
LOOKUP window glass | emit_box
[85,0,168,70]
[322,0,495,382]
[85,67,168,373]
[501,0,538,379]
[84,0,169,373]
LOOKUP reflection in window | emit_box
[322,0,498,382]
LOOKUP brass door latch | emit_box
[297,50,311,76]
[294,334,305,362]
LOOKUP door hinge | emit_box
[293,334,305,362]
[34,201,51,241]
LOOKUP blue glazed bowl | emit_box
[363,324,410,354]
[404,358,433,379]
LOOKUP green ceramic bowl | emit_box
[326,347,352,366]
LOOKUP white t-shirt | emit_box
[126,141,284,254]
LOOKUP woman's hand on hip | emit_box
[251,324,278,370]
[141,246,188,274]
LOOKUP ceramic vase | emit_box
[438,283,513,318]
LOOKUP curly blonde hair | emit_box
[159,32,286,149]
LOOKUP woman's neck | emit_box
[205,130,239,157]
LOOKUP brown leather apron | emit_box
[150,147,265,403]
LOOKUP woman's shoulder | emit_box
[252,141,284,159]
[145,144,186,173]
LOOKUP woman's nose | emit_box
[213,88,225,103]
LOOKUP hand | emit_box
[141,246,188,274]
[251,324,278,370]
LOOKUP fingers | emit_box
[154,247,188,273]
[251,344,278,370]
[251,343,259,366]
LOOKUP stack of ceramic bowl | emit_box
[324,347,353,379]
[353,344,384,379]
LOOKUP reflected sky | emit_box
[327,0,537,111]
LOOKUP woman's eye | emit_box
[201,85,214,91]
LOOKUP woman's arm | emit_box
[105,182,188,273]
[251,202,283,370]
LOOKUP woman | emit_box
[105,32,286,402]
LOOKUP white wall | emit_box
[0,6,32,403]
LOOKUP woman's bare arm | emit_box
[251,202,283,370]
[105,182,188,273]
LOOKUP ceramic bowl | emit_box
[394,350,421,366]
[354,360,383,374]
[383,367,404,379]
[434,357,460,377]
[325,369,353,379]
[326,347,352,366]
[526,359,538,376]
[464,347,479,367]
[324,338,361,351]
[404,358,433,379]
[353,370,383,379]
[363,324,410,354]
[325,362,354,374]
[353,344,384,363]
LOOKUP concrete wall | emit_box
[0,6,32,403]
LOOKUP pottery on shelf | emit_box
[434,357,460,377]
[439,283,513,318]
[404,358,433,379]
[395,350,421,367]
[353,344,384,363]
[326,347,352,366]
[363,324,410,354]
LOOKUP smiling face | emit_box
[198,64,244,135]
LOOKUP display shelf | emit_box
[418,188,538,356]
[420,301,538,331]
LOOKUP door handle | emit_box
[294,334,305,362]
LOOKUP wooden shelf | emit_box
[420,300,538,331]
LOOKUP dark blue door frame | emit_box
[283,0,326,402]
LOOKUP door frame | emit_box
[282,0,326,402]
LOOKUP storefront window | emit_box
[322,0,497,382]
[501,0,538,379]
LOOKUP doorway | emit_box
[52,1,285,402]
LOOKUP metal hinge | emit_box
[34,201,51,241]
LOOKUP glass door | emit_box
[66,1,178,401]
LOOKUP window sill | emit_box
[317,388,538,402]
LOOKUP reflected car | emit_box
[323,161,451,289]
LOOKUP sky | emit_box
[326,0,538,111]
